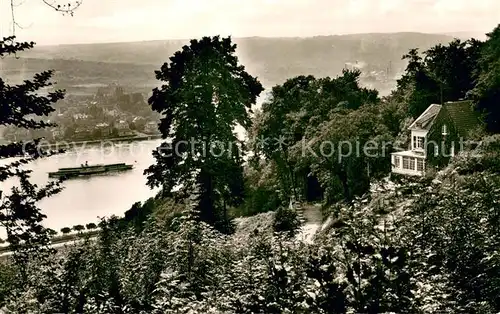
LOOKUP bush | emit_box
[273,206,301,236]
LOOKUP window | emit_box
[413,136,425,150]
[394,156,400,168]
[416,137,425,149]
[403,157,415,170]
[434,144,439,156]
[416,158,424,172]
[403,157,410,169]
[442,124,448,135]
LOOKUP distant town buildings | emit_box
[114,120,134,137]
[96,123,112,137]
[3,85,162,143]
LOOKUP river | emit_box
[0,139,162,238]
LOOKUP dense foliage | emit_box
[468,26,500,132]
[0,140,498,312]
[0,36,65,278]
[392,39,482,118]
[247,70,403,211]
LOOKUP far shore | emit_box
[0,229,100,256]
[35,134,163,150]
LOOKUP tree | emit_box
[85,222,97,230]
[145,36,263,232]
[303,105,392,203]
[0,37,65,277]
[72,224,85,232]
[250,70,379,203]
[424,39,482,102]
[393,39,482,118]
[87,103,105,119]
[251,75,318,200]
[9,1,83,36]
[468,25,500,133]
[0,2,84,294]
[60,227,71,234]
[47,228,58,237]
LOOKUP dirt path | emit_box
[296,204,322,243]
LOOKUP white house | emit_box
[391,100,482,176]
[391,104,442,176]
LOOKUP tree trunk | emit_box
[338,165,351,203]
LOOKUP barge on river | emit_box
[48,163,133,179]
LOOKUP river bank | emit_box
[38,134,163,150]
[0,230,100,255]
[1,134,163,152]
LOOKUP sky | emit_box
[0,0,499,45]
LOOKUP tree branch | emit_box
[9,0,83,35]
[41,0,83,16]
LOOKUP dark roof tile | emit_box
[443,100,483,137]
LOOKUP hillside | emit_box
[438,31,488,41]
[0,32,469,96]
[0,58,159,95]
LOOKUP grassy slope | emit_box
[0,33,463,96]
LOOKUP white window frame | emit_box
[403,157,415,170]
[416,137,425,149]
[416,158,424,172]
[394,156,400,168]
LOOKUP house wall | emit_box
[426,108,460,168]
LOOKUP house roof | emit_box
[391,150,426,158]
[408,100,483,136]
[408,104,442,130]
[442,100,482,137]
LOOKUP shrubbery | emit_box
[273,206,301,236]
[1,151,499,312]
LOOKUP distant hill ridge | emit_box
[1,32,484,95]
[25,32,461,64]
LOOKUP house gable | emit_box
[426,107,459,168]
[406,103,442,153]
[408,104,442,131]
